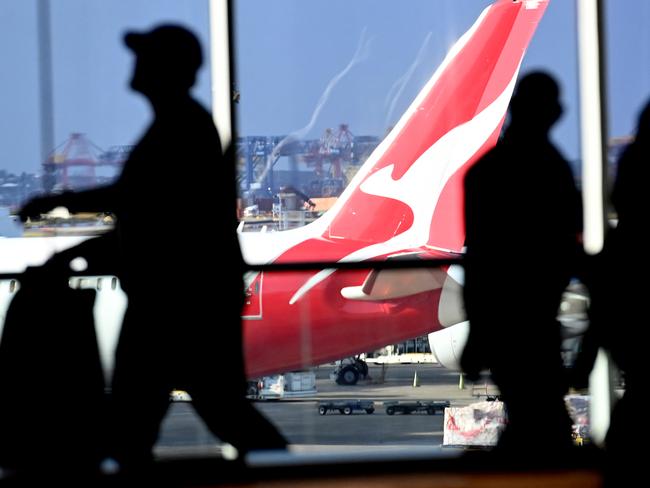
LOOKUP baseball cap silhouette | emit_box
[124,24,203,75]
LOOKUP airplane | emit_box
[239,0,551,378]
[0,0,550,381]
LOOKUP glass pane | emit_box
[234,0,585,457]
[234,0,581,252]
[0,0,239,470]
[0,0,211,240]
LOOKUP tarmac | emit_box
[155,363,498,460]
[311,363,498,405]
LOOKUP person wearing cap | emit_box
[19,24,287,471]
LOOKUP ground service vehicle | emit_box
[329,357,370,386]
[318,400,375,415]
[384,400,450,415]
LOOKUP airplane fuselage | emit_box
[239,230,452,377]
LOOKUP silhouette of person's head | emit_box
[508,71,562,135]
[124,24,202,98]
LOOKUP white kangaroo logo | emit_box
[289,68,520,305]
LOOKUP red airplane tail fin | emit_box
[311,0,549,256]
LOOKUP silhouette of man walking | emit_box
[461,71,582,453]
[18,24,287,471]
[574,100,650,486]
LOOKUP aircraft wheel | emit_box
[337,365,360,386]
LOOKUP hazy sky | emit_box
[0,0,649,175]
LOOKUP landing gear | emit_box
[333,357,369,386]
[336,365,360,385]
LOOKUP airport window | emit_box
[233,0,587,460]
[1,0,645,484]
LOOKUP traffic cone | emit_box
[413,370,420,387]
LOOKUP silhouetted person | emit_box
[574,100,650,486]
[17,24,287,472]
[461,71,582,453]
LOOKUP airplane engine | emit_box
[428,321,469,370]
